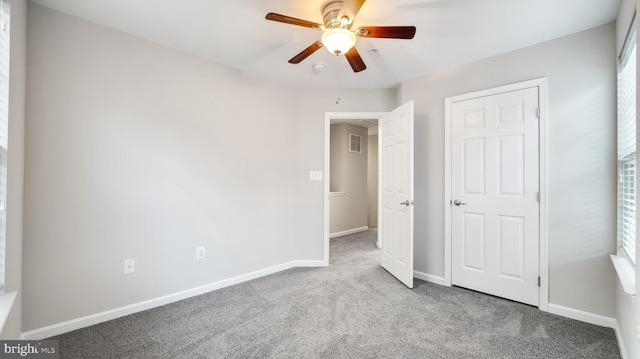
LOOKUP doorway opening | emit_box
[323,112,386,266]
[328,118,379,241]
[323,102,415,289]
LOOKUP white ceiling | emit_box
[29,0,621,90]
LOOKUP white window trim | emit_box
[611,254,636,295]
[0,0,9,291]
[0,290,16,333]
[612,12,637,296]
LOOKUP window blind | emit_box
[620,156,636,263]
[618,20,637,265]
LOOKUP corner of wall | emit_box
[1,0,28,340]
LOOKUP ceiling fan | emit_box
[265,0,416,73]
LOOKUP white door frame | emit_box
[324,112,386,266]
[444,78,549,311]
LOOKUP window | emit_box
[617,17,637,265]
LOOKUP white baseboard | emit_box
[291,260,326,268]
[544,305,626,357]
[613,319,629,359]
[330,226,369,238]
[413,271,447,286]
[547,303,616,329]
[21,260,322,340]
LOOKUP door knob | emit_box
[453,199,466,206]
[400,200,415,206]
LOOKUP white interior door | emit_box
[451,87,539,306]
[380,101,414,288]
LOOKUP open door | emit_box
[380,101,414,288]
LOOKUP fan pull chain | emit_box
[336,73,341,104]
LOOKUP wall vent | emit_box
[349,133,362,153]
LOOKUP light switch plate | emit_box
[310,171,323,181]
[196,246,205,260]
[124,258,135,275]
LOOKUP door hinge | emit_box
[538,276,541,287]
[536,192,540,202]
[536,107,540,119]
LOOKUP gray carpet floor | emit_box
[51,230,621,358]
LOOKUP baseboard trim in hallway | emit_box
[329,226,369,238]
[413,270,446,286]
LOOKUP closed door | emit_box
[380,101,414,289]
[451,87,539,306]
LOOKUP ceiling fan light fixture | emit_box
[321,28,356,56]
[265,0,416,72]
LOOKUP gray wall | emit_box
[399,24,618,317]
[329,123,368,234]
[22,4,397,332]
[0,0,26,340]
[23,4,297,330]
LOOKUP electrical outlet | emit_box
[124,258,135,275]
[196,246,205,260]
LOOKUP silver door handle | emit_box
[400,200,415,206]
[453,199,466,206]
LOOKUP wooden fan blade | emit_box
[338,0,367,24]
[289,41,324,64]
[345,47,367,73]
[356,26,416,39]
[265,13,323,29]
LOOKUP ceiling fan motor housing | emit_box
[323,1,348,29]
